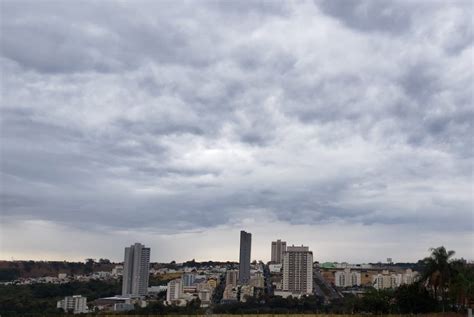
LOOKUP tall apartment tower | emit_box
[282,245,313,295]
[271,239,287,263]
[122,242,151,296]
[238,230,252,284]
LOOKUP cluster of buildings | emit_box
[222,231,266,302]
[53,233,421,314]
[165,271,217,306]
[222,263,265,303]
[222,233,315,302]
[319,262,419,290]
[267,239,315,298]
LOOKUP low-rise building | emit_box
[402,269,419,285]
[57,295,88,314]
[198,289,212,307]
[239,285,254,302]
[249,272,264,288]
[373,270,400,289]
[222,284,238,302]
[335,269,361,287]
[207,277,218,288]
[268,263,282,273]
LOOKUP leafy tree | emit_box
[98,258,111,264]
[359,288,393,314]
[421,246,455,311]
[84,258,95,274]
[0,280,120,316]
[395,282,438,313]
[449,259,474,308]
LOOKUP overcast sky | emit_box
[1,0,473,264]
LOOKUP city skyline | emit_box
[1,230,471,264]
[1,0,473,263]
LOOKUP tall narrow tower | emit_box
[122,242,150,296]
[238,230,252,284]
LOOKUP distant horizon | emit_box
[2,234,472,264]
[1,257,466,265]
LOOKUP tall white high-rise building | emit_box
[282,245,313,295]
[271,239,287,264]
[122,242,151,296]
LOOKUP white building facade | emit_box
[57,295,88,314]
[282,245,313,295]
[166,279,183,304]
[335,269,361,287]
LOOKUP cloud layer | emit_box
[1,0,473,261]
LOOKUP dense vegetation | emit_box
[0,280,121,316]
[0,259,115,280]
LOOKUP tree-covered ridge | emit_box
[0,280,121,315]
[0,259,115,280]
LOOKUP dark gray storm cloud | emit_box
[1,0,473,259]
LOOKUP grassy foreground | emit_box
[11,313,467,317]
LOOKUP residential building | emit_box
[269,263,283,273]
[222,285,238,302]
[57,295,88,314]
[271,239,287,264]
[249,272,265,288]
[112,265,124,276]
[166,279,183,303]
[92,296,133,312]
[373,270,401,289]
[282,245,313,295]
[148,285,167,295]
[360,270,375,286]
[198,289,212,307]
[239,231,252,284]
[402,269,419,285]
[207,277,218,288]
[182,273,196,286]
[226,269,239,287]
[122,243,151,296]
[335,268,361,287]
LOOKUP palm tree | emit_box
[421,246,455,312]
